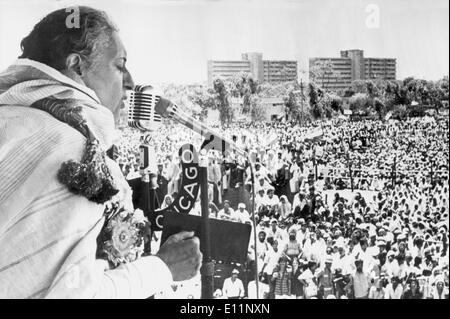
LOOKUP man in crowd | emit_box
[348,258,371,299]
[236,203,251,224]
[218,200,236,221]
[316,255,335,299]
[156,161,169,204]
[222,269,245,299]
[266,219,287,244]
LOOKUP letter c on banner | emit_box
[156,215,164,229]
[179,196,190,210]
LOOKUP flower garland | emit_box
[97,204,151,267]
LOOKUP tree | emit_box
[348,93,372,115]
[391,104,408,121]
[308,82,325,121]
[437,76,449,102]
[366,80,380,98]
[189,86,216,121]
[162,83,210,120]
[350,80,369,95]
[328,93,343,113]
[284,87,310,122]
[373,97,386,119]
[213,78,234,126]
[229,72,258,114]
[249,96,266,122]
[258,81,295,98]
[384,80,410,110]
[283,89,298,121]
[436,76,449,110]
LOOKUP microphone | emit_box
[128,84,162,131]
[128,84,247,157]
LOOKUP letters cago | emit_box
[180,303,270,316]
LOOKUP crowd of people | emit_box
[116,115,449,299]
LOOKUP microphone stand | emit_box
[248,159,259,300]
[199,152,214,299]
[198,148,258,300]
[139,133,158,256]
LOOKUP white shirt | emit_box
[266,227,287,245]
[263,248,282,276]
[247,280,269,299]
[385,283,404,299]
[333,254,354,275]
[218,208,236,221]
[265,194,280,208]
[222,277,245,298]
[235,209,251,223]
[298,268,318,298]
[255,195,267,212]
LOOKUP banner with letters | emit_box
[149,144,201,231]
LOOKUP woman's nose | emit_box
[123,68,135,90]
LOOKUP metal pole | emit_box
[199,155,214,299]
[314,150,318,182]
[392,156,397,186]
[248,162,259,299]
[348,154,354,192]
[141,171,152,255]
[300,79,304,127]
[139,134,155,256]
[430,160,434,188]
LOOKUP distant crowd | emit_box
[116,115,449,299]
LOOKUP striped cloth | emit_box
[0,59,172,298]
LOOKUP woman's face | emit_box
[81,32,134,122]
[165,197,172,205]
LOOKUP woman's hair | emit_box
[20,6,117,70]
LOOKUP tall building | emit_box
[242,52,264,82]
[206,60,251,84]
[207,52,297,85]
[341,49,365,81]
[309,49,396,91]
[364,58,397,80]
[263,60,298,83]
[309,57,353,91]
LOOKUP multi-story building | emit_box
[263,60,298,83]
[309,49,396,91]
[206,60,251,84]
[364,58,396,80]
[207,52,297,85]
[309,57,353,91]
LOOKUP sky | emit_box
[0,0,448,85]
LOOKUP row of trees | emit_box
[155,73,449,127]
[345,77,449,120]
[176,73,345,126]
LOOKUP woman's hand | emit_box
[156,231,202,282]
